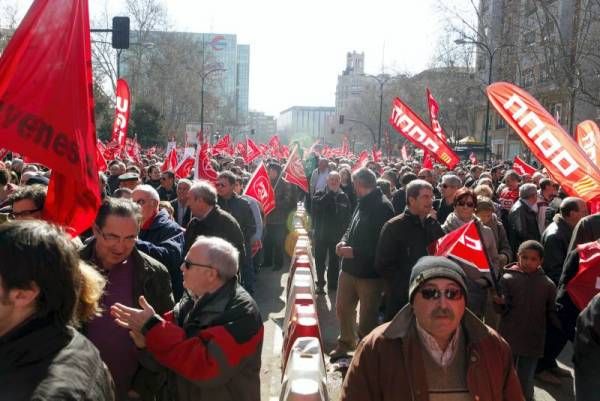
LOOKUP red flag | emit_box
[426,88,448,142]
[488,82,600,202]
[512,155,536,176]
[342,135,350,156]
[469,152,477,165]
[0,0,100,236]
[383,129,392,158]
[268,135,283,158]
[124,137,142,164]
[245,137,262,163]
[96,140,107,172]
[422,152,433,169]
[111,78,130,151]
[372,145,382,163]
[352,150,369,172]
[281,145,290,158]
[0,148,8,160]
[244,163,275,215]
[435,220,493,280]
[401,144,409,161]
[576,120,600,167]
[194,142,218,182]
[567,242,600,310]
[161,147,178,172]
[236,142,247,159]
[281,145,309,192]
[211,134,232,156]
[175,156,194,179]
[390,97,459,169]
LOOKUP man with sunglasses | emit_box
[157,171,177,202]
[80,198,174,400]
[433,174,462,224]
[341,256,523,401]
[111,236,263,401]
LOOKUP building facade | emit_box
[278,106,335,142]
[248,111,277,142]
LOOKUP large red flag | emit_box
[390,97,459,169]
[96,140,107,172]
[567,242,600,310]
[194,142,218,182]
[244,163,275,215]
[175,156,194,179]
[161,147,178,172]
[576,120,600,167]
[422,152,433,169]
[512,155,536,176]
[426,88,448,142]
[111,78,130,151]
[245,137,262,163]
[281,145,309,192]
[0,0,100,236]
[352,150,369,172]
[211,134,232,156]
[488,82,600,202]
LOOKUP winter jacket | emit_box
[218,194,256,247]
[184,206,246,262]
[507,199,541,255]
[142,278,263,401]
[170,198,191,228]
[80,242,174,400]
[341,182,356,212]
[574,293,600,401]
[266,179,295,226]
[391,187,407,215]
[0,317,115,401]
[375,209,444,318]
[568,213,600,253]
[242,195,263,242]
[340,306,524,401]
[137,209,185,299]
[312,188,352,242]
[484,213,512,265]
[158,186,177,202]
[341,188,394,279]
[541,214,574,285]
[433,197,454,225]
[496,265,557,357]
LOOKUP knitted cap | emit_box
[408,256,468,303]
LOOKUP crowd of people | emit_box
[0,148,599,401]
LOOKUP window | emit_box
[523,68,535,87]
[523,30,536,46]
[496,115,506,129]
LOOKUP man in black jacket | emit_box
[312,171,352,293]
[508,183,541,255]
[375,179,444,321]
[171,178,192,228]
[574,293,600,401]
[157,170,177,202]
[330,168,394,359]
[0,221,115,401]
[433,174,461,224]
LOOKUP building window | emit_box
[523,30,536,46]
[496,115,506,129]
[523,68,535,87]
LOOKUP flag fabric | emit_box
[244,163,275,215]
[401,144,409,161]
[175,156,194,179]
[469,152,477,165]
[512,155,536,176]
[0,0,100,236]
[383,129,392,158]
[124,137,142,164]
[96,140,107,172]
[194,142,218,182]
[341,135,350,156]
[0,148,8,160]
[389,97,459,169]
[245,137,262,163]
[426,88,448,142]
[422,152,433,169]
[487,82,600,202]
[281,145,309,192]
[566,242,600,310]
[161,147,178,172]
[211,134,232,156]
[576,120,600,167]
[352,150,370,172]
[236,142,247,159]
[111,78,130,151]
[268,135,283,158]
[372,146,382,163]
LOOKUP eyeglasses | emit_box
[183,260,215,270]
[456,201,475,208]
[96,226,137,245]
[9,208,42,219]
[419,287,464,301]
[134,199,147,206]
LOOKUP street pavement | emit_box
[255,265,575,401]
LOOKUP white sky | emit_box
[10,0,471,117]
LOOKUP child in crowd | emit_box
[494,240,558,401]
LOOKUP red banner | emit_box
[0,0,100,236]
[175,156,194,179]
[162,147,178,172]
[194,142,218,182]
[352,150,369,172]
[244,163,275,215]
[576,120,600,167]
[111,78,130,151]
[487,82,600,202]
[124,137,141,164]
[245,137,262,163]
[422,152,433,169]
[281,145,308,192]
[512,155,536,176]
[389,97,459,169]
[426,88,448,143]
[96,140,107,172]
[211,134,232,156]
[372,146,382,163]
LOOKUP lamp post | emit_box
[200,66,226,142]
[363,74,400,148]
[455,39,510,162]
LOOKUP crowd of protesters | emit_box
[0,147,599,401]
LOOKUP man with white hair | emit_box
[111,236,263,401]
[133,184,185,299]
[507,183,541,256]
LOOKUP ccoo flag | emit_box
[575,120,600,167]
[244,163,275,215]
[0,0,100,236]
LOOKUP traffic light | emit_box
[339,114,344,125]
[112,17,130,49]
[250,129,255,135]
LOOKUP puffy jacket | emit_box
[541,214,574,285]
[312,188,352,241]
[142,278,263,401]
[341,188,394,279]
[507,199,540,255]
[0,317,115,401]
[340,306,524,401]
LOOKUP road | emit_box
[255,265,576,401]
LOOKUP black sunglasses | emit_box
[456,201,475,208]
[419,287,464,301]
[183,260,214,270]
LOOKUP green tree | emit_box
[94,82,113,142]
[130,101,164,146]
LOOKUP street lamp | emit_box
[200,66,226,143]
[362,74,402,148]
[455,38,511,162]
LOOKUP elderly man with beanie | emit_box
[341,256,524,401]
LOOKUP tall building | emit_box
[248,111,277,142]
[236,45,250,122]
[335,51,366,120]
[278,106,335,141]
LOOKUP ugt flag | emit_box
[0,0,100,236]
[512,155,536,176]
[244,163,275,215]
[111,78,130,151]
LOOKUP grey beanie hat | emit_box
[408,256,468,303]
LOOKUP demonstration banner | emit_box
[512,155,536,176]
[0,0,100,235]
[487,82,600,202]
[281,145,309,192]
[352,150,369,172]
[389,97,459,169]
[162,147,178,172]
[426,88,448,143]
[112,78,130,151]
[244,163,275,216]
[245,137,262,164]
[575,120,600,167]
[194,142,218,182]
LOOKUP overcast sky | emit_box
[10,0,472,117]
